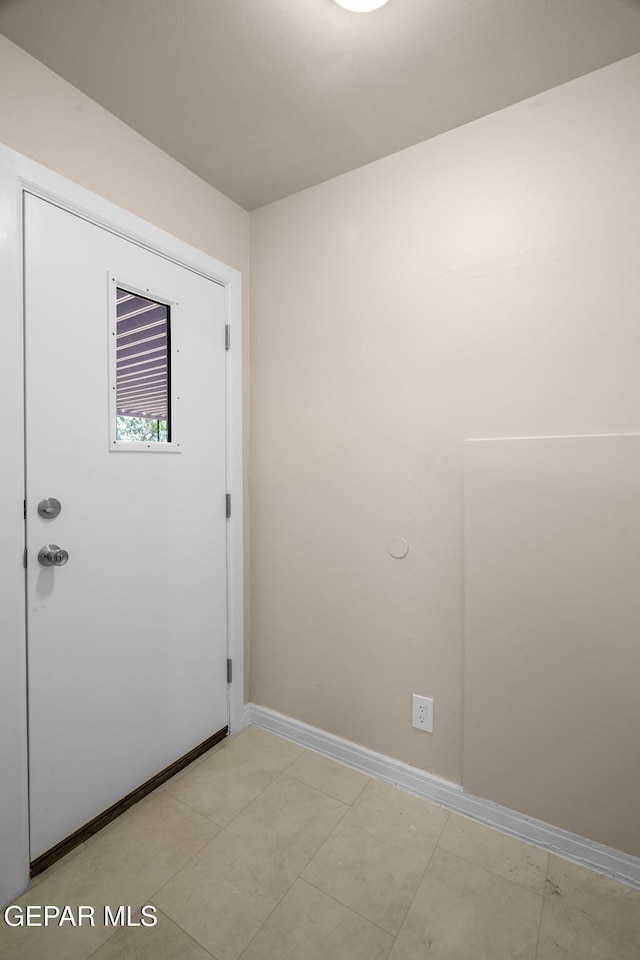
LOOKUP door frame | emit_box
[0,142,244,906]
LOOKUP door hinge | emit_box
[226,493,231,519]
[23,499,26,520]
[227,659,233,684]
[23,548,27,569]
[225,324,231,350]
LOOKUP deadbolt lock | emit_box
[37,498,62,519]
[38,544,69,567]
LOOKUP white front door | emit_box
[24,194,229,860]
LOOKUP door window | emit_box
[109,282,180,451]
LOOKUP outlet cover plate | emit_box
[412,694,434,733]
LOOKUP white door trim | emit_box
[0,142,244,906]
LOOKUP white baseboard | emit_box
[245,703,640,891]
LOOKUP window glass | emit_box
[115,288,170,443]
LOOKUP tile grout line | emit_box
[146,830,222,908]
[159,783,228,832]
[384,810,454,947]
[280,747,374,807]
[194,733,307,833]
[234,751,365,959]
[282,770,373,808]
[433,844,548,903]
[234,783,396,960]
[167,750,303,835]
[150,738,339,958]
[149,741,324,910]
[233,800,353,960]
[235,885,293,960]
[302,786,353,851]
[151,752,282,898]
[148,907,224,960]
[437,805,553,900]
[299,873,401,943]
[433,805,452,846]
[210,767,292,832]
[300,807,453,942]
[295,779,455,940]
[160,741,228,790]
[71,923,120,960]
[350,775,372,806]
[277,736,382,810]
[118,792,227,908]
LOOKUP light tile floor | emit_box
[2,726,639,959]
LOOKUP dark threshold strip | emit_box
[30,725,228,878]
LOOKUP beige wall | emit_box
[464,437,640,857]
[250,53,640,854]
[0,34,251,700]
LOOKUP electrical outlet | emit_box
[412,694,434,733]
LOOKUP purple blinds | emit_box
[116,288,169,421]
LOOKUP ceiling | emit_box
[1,0,639,210]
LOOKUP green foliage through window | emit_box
[116,416,168,443]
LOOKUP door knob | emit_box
[38,544,69,567]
